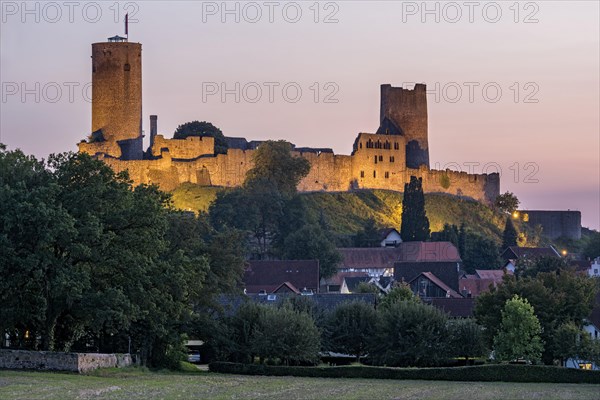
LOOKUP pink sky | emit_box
[1,1,598,229]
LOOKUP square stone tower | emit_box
[377,84,429,169]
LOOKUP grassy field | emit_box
[1,368,599,400]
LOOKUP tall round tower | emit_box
[91,36,142,159]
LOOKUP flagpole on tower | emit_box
[125,13,129,41]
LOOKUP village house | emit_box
[243,260,320,294]
[501,246,561,273]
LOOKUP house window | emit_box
[373,171,376,178]
[374,156,378,164]
[367,139,373,149]
[385,172,389,179]
[384,141,390,149]
[360,171,364,178]
[359,142,363,149]
[378,155,383,162]
[390,156,395,162]
[394,142,399,150]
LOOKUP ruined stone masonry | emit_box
[79,36,500,203]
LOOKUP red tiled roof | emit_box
[475,269,506,283]
[338,247,403,270]
[410,272,462,298]
[338,241,461,271]
[396,242,461,262]
[502,246,560,260]
[459,277,497,297]
[244,260,320,294]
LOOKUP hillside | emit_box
[170,184,506,241]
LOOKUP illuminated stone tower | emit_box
[88,35,143,159]
[377,83,429,169]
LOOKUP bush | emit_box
[208,362,600,384]
[369,300,449,367]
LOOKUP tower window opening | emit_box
[385,172,390,179]
[124,63,131,71]
[373,171,377,178]
[360,171,365,178]
[374,156,378,164]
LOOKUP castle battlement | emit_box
[78,37,500,203]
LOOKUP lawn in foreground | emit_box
[0,369,598,400]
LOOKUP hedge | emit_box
[208,362,600,384]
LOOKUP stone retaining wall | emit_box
[0,349,132,373]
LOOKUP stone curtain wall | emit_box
[99,143,499,203]
[0,349,131,373]
[151,135,215,159]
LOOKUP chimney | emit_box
[150,115,158,149]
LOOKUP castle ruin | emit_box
[79,37,500,203]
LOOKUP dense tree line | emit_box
[476,256,600,365]
[215,291,488,367]
[0,146,245,367]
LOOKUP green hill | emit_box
[170,184,506,241]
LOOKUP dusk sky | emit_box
[1,1,598,229]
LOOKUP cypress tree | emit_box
[502,217,518,250]
[400,176,430,241]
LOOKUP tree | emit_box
[550,321,597,367]
[282,224,341,279]
[324,301,377,362]
[400,176,430,242]
[209,182,284,259]
[515,255,569,278]
[493,295,543,364]
[582,231,600,259]
[173,121,228,154]
[245,140,310,197]
[475,266,596,364]
[354,218,380,247]
[251,306,321,365]
[501,217,518,250]
[379,282,420,309]
[369,301,449,367]
[462,231,502,273]
[355,281,380,294]
[0,148,244,368]
[494,192,520,214]
[447,319,487,364]
[432,223,459,248]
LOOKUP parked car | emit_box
[187,351,201,364]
